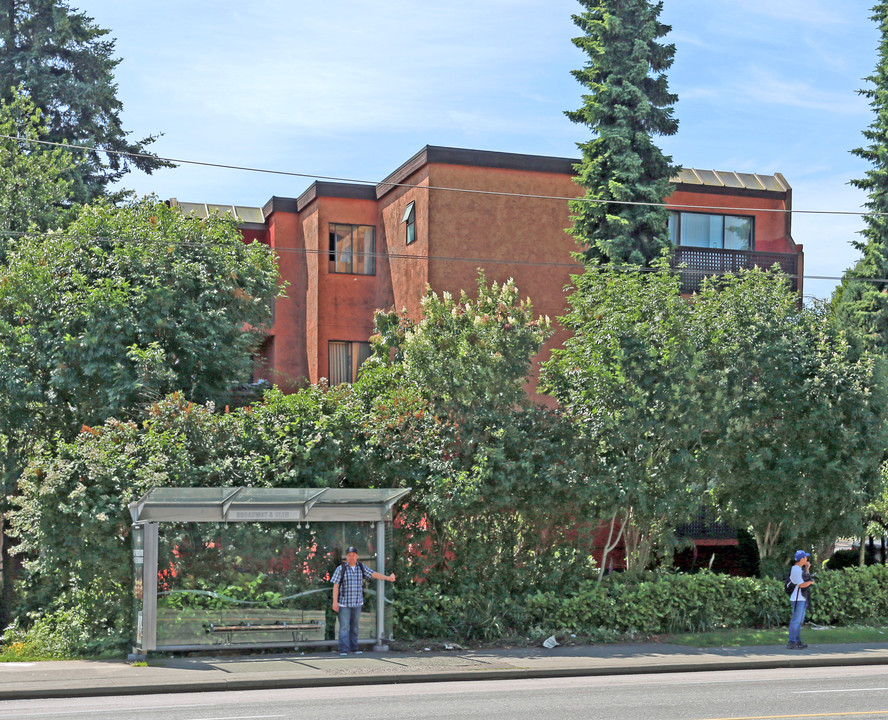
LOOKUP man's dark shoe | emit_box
[786,642,797,649]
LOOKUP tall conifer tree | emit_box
[567,0,679,265]
[0,0,169,202]
[834,2,888,353]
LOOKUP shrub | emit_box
[1,582,129,660]
[395,567,888,643]
[824,548,878,570]
[807,565,888,626]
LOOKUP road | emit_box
[2,665,888,720]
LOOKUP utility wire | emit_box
[0,137,876,283]
[0,133,880,218]
[0,227,876,285]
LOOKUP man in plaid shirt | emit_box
[331,545,395,655]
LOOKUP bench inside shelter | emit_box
[207,619,323,645]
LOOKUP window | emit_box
[329,224,376,275]
[328,341,371,385]
[402,201,416,245]
[668,212,753,251]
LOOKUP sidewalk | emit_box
[4,641,888,701]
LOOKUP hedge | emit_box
[394,566,888,641]
[7,565,888,657]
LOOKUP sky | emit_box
[70,0,883,301]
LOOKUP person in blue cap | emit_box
[787,550,815,649]
[331,545,395,655]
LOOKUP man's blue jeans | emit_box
[789,600,807,645]
[338,605,362,653]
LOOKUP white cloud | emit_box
[734,69,867,114]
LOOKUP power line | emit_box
[0,133,880,219]
[0,227,879,285]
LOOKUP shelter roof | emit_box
[129,487,410,524]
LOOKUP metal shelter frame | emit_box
[128,487,410,655]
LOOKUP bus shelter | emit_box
[129,487,409,655]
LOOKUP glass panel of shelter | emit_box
[153,520,386,650]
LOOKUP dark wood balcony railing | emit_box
[673,247,800,294]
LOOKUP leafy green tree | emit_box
[0,198,279,436]
[0,0,169,202]
[542,261,708,572]
[0,86,76,234]
[365,278,600,594]
[545,264,888,577]
[375,274,552,416]
[0,198,279,628]
[696,270,888,575]
[567,0,679,265]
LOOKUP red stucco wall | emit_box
[265,209,307,392]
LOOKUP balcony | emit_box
[673,247,800,294]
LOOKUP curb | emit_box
[4,653,888,701]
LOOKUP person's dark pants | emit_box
[338,605,362,653]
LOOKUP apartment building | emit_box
[174,145,802,393]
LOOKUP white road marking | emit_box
[794,687,888,694]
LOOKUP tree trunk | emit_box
[753,519,784,576]
[597,512,624,581]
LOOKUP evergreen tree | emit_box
[834,2,888,353]
[0,0,170,202]
[567,0,679,265]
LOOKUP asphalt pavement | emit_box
[4,640,888,701]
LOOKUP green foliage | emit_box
[0,0,170,201]
[693,271,888,573]
[567,0,678,265]
[832,3,888,549]
[396,568,888,642]
[832,2,888,355]
[395,571,783,640]
[0,198,280,439]
[543,261,708,570]
[364,276,601,594]
[1,580,129,659]
[0,87,77,234]
[806,565,888,626]
[7,387,370,609]
[371,274,552,415]
[7,276,597,652]
[393,585,519,641]
[546,264,888,576]
[825,548,878,570]
[12,265,884,654]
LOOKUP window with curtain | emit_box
[329,224,376,274]
[328,341,371,385]
[668,211,753,251]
